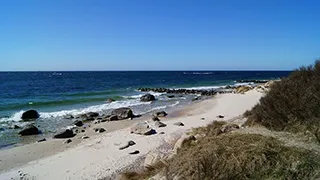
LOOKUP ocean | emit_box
[0,71,290,147]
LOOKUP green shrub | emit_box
[245,61,320,139]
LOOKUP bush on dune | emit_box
[245,61,320,141]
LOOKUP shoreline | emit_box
[0,89,263,180]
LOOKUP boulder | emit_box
[173,135,196,154]
[165,131,184,145]
[140,94,156,102]
[154,121,167,128]
[109,115,118,121]
[18,124,40,136]
[73,120,83,127]
[21,110,39,120]
[53,129,75,139]
[152,116,160,122]
[130,122,155,135]
[167,95,175,98]
[153,111,167,117]
[111,107,134,120]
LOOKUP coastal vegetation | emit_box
[245,60,320,142]
[120,61,320,180]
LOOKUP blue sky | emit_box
[1,0,319,71]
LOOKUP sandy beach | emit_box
[0,90,263,180]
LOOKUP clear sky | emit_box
[1,0,319,71]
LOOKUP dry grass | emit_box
[244,61,320,142]
[164,133,320,180]
[120,121,320,180]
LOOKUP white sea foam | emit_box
[0,99,151,122]
[184,86,224,90]
[140,101,180,114]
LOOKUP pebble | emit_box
[129,150,140,155]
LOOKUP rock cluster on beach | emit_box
[137,87,218,96]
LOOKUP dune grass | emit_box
[120,121,320,180]
[244,61,320,142]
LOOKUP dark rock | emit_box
[63,139,72,144]
[159,132,165,134]
[81,129,85,133]
[85,117,95,121]
[109,115,118,121]
[173,122,184,126]
[18,124,40,136]
[152,116,160,121]
[73,120,83,127]
[217,115,225,118]
[153,111,167,117]
[21,110,39,120]
[111,107,134,120]
[37,138,46,143]
[140,94,156,102]
[94,128,106,133]
[53,129,75,139]
[167,95,175,98]
[201,118,205,120]
[129,150,140,155]
[119,140,136,150]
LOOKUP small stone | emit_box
[63,139,72,144]
[82,136,89,139]
[119,140,136,150]
[81,129,85,133]
[37,138,46,143]
[95,128,106,133]
[201,118,205,120]
[129,150,140,155]
[173,122,184,126]
[217,115,225,118]
[159,132,165,134]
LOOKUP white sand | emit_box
[0,90,263,180]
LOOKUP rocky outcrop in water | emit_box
[140,94,156,102]
[18,124,40,136]
[137,88,218,96]
[21,110,40,120]
[235,80,269,83]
